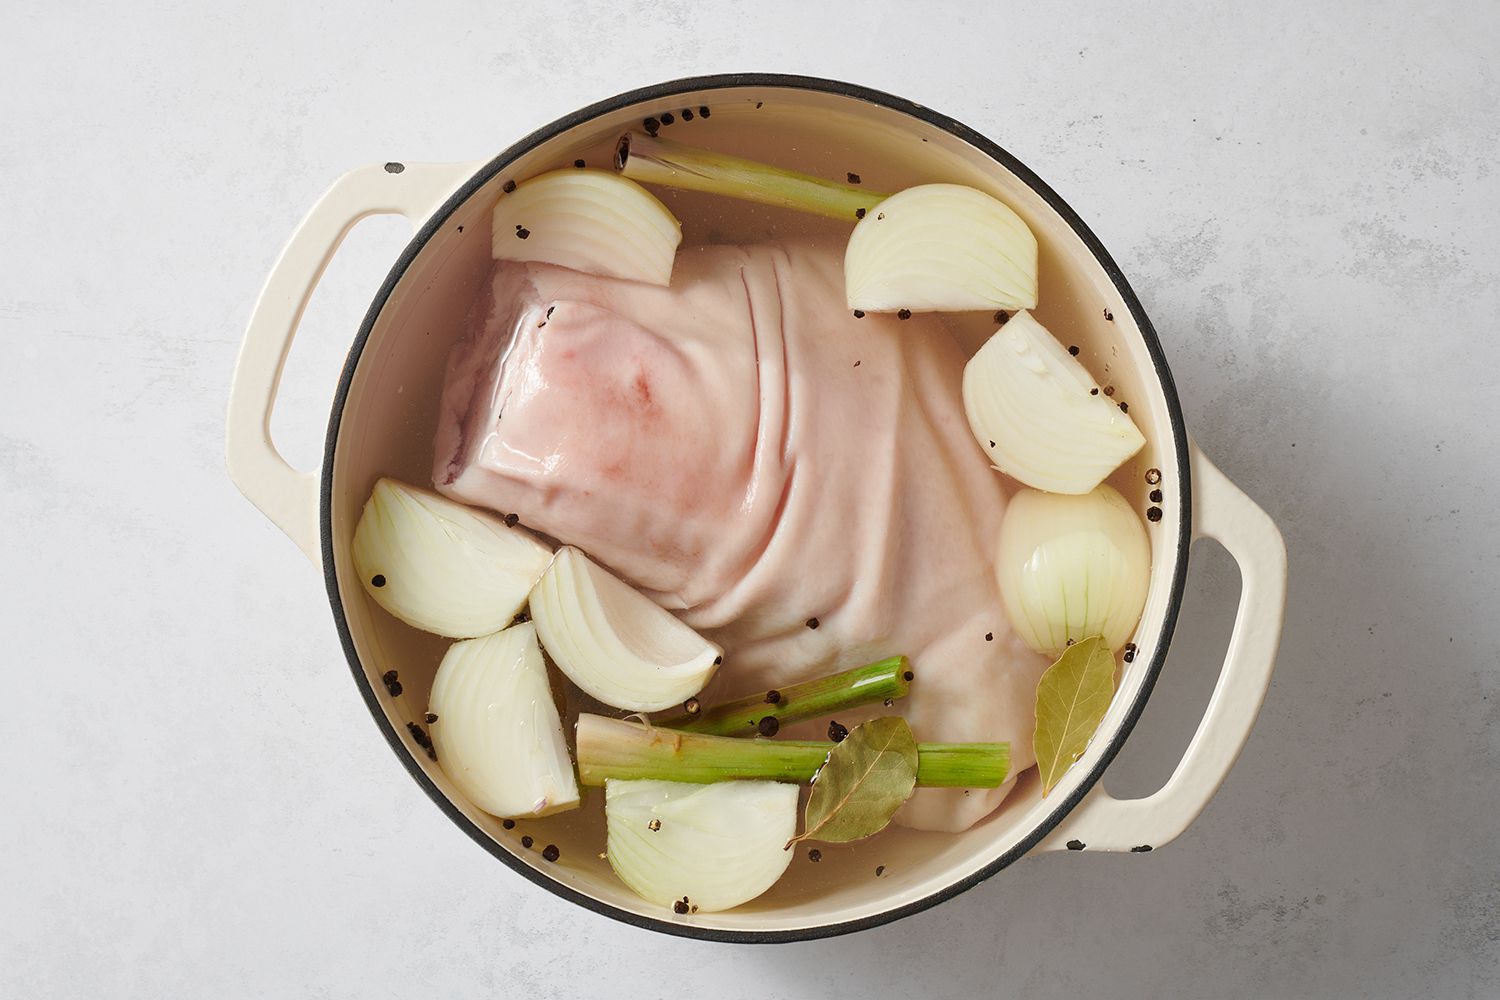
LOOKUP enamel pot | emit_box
[227,74,1288,942]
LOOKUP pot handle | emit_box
[226,162,474,564]
[1039,443,1287,853]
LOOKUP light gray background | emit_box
[3,2,1496,997]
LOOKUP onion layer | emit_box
[491,168,681,286]
[429,623,579,818]
[997,484,1151,657]
[963,311,1146,494]
[530,546,721,712]
[844,183,1038,312]
[605,779,797,913]
[351,478,552,639]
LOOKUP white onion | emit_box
[351,478,552,638]
[963,311,1146,494]
[997,484,1151,657]
[530,547,721,712]
[606,779,797,913]
[491,168,681,286]
[844,183,1038,312]
[428,623,579,818]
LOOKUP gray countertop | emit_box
[4,2,1497,996]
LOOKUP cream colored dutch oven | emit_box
[227,75,1287,942]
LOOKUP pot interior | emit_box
[325,80,1188,937]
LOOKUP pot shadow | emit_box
[740,326,1500,997]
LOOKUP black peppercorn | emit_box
[673,899,689,914]
[573,158,585,168]
[1123,643,1138,663]
[660,112,675,125]
[521,835,533,849]
[808,848,822,862]
[1145,468,1162,485]
[542,844,560,862]
[1119,401,1129,413]
[1149,489,1162,503]
[985,632,994,642]
[897,309,912,320]
[502,179,516,193]
[847,172,861,184]
[903,670,914,682]
[994,310,1010,326]
[425,713,438,724]
[853,309,865,318]
[758,716,780,738]
[1068,345,1080,356]
[698,106,711,118]
[875,865,886,877]
[504,512,519,527]
[1103,385,1115,397]
[371,574,386,588]
[828,720,849,743]
[681,108,693,121]
[1146,506,1163,522]
[806,617,820,630]
[855,208,866,219]
[765,689,782,705]
[515,227,530,240]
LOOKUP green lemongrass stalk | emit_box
[904,743,1012,788]
[576,715,1009,788]
[614,131,888,221]
[658,656,912,736]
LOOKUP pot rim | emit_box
[319,72,1192,943]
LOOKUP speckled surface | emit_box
[3,2,1497,997]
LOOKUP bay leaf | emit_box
[788,717,918,847]
[1033,635,1116,797]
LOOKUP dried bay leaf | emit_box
[788,717,918,847]
[1034,636,1116,796]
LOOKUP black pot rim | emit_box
[320,72,1192,944]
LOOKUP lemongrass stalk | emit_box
[657,656,911,735]
[906,743,1013,788]
[614,131,888,221]
[576,715,1009,788]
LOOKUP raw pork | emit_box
[433,241,1049,832]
